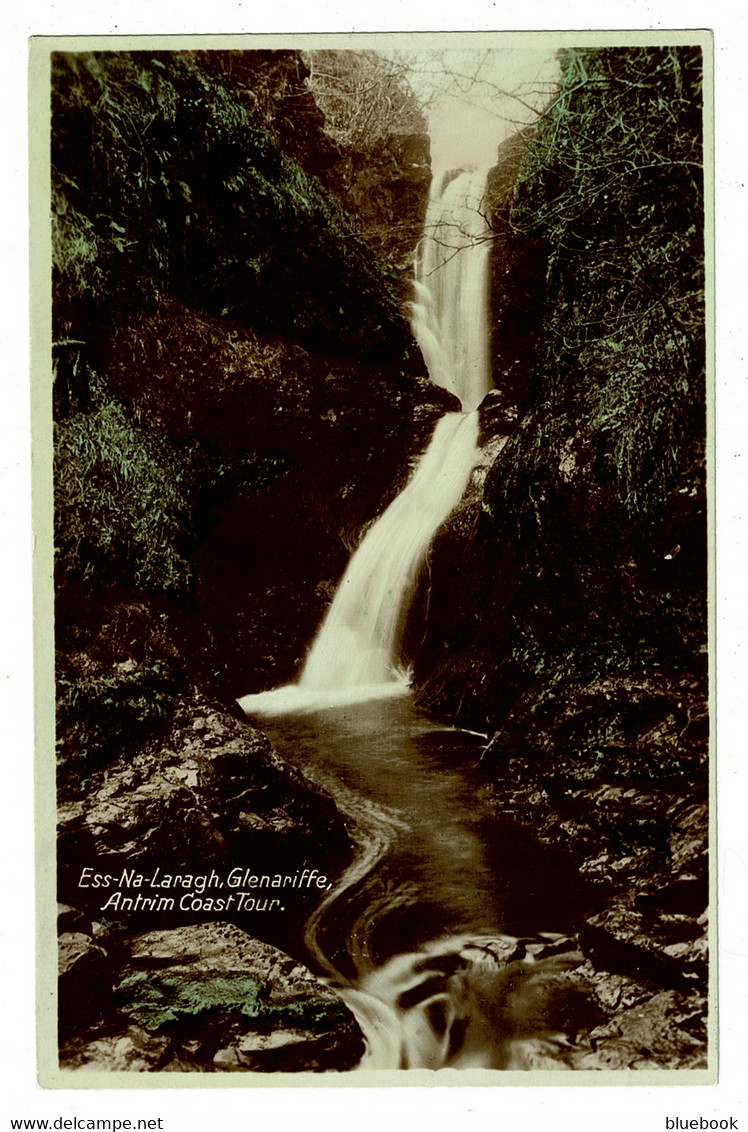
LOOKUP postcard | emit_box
[31,29,714,1086]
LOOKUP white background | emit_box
[2,2,746,1129]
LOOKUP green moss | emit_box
[115,970,344,1032]
[115,972,264,1030]
[51,50,409,358]
[544,742,701,787]
[54,398,196,599]
[53,348,289,603]
[507,46,705,520]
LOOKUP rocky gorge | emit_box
[50,44,709,1074]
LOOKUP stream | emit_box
[246,693,590,1069]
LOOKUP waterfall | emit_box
[239,167,491,717]
[234,170,591,1073]
[410,168,493,411]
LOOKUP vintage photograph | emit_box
[39,32,711,1079]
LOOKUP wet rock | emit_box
[636,873,708,917]
[465,667,709,1070]
[477,390,521,445]
[213,1027,357,1072]
[670,802,709,874]
[486,129,548,419]
[576,963,651,1014]
[57,688,352,931]
[528,935,582,961]
[61,1026,170,1072]
[482,673,708,787]
[460,936,526,967]
[581,902,707,988]
[57,904,92,935]
[572,990,707,1071]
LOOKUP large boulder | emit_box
[58,687,352,950]
[60,922,364,1072]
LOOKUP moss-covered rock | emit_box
[60,922,364,1072]
[415,45,707,737]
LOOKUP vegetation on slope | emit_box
[52,50,413,359]
[417,45,707,735]
[505,45,705,519]
[51,48,434,783]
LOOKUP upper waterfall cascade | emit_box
[410,168,494,412]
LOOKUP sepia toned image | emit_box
[35,31,712,1081]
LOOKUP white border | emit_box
[4,2,747,1129]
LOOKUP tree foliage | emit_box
[304,50,426,150]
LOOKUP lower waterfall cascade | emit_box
[238,409,479,717]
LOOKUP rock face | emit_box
[96,295,456,694]
[478,710,708,1069]
[60,922,363,1072]
[203,49,433,286]
[56,686,362,1070]
[454,934,705,1071]
[58,928,112,1041]
[325,132,432,289]
[485,129,548,419]
[300,49,432,288]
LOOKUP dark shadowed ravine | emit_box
[50,46,709,1077]
[238,171,594,1070]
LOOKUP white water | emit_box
[301,411,478,688]
[410,168,494,411]
[341,940,582,1071]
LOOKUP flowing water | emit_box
[239,410,479,717]
[410,168,493,411]
[257,697,589,1070]
[239,170,589,1069]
